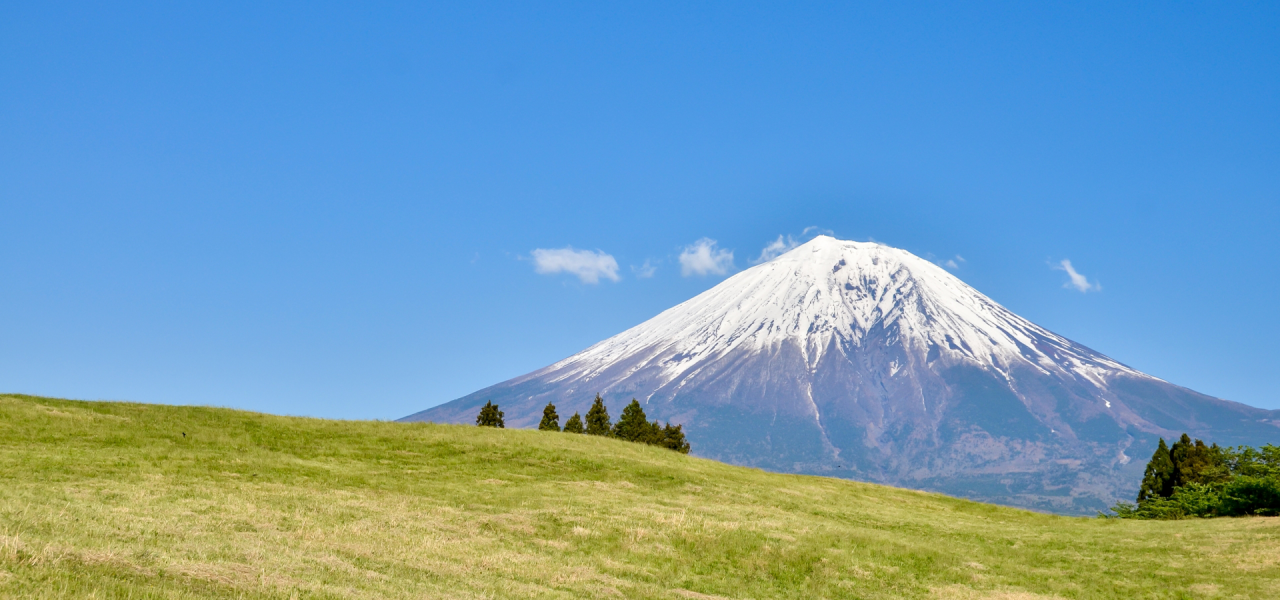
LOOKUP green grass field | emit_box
[1,394,1277,599]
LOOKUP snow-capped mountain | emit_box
[403,236,1279,514]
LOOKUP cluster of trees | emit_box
[1108,433,1280,519]
[477,394,690,454]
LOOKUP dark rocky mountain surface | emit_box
[404,236,1279,513]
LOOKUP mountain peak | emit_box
[781,234,892,259]
[584,237,1132,388]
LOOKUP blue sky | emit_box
[2,2,1277,419]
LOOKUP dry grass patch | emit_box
[931,585,1067,599]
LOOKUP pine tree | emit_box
[612,399,653,442]
[538,402,560,432]
[563,412,584,433]
[646,420,663,445]
[659,422,691,454]
[475,401,504,428]
[1170,433,1192,487]
[1138,438,1174,501]
[1171,434,1217,488]
[585,394,612,436]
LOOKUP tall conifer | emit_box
[538,402,561,431]
[1138,438,1174,501]
[1171,433,1217,488]
[585,394,612,436]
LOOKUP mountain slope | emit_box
[4,393,1280,599]
[404,236,1280,514]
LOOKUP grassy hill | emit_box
[0,394,1277,599]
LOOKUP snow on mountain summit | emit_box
[553,235,1139,393]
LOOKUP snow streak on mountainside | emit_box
[404,236,1280,514]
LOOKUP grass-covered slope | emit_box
[1,394,1277,599]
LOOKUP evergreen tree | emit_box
[585,394,612,436]
[1138,438,1174,501]
[1170,433,1193,487]
[538,402,561,432]
[646,420,664,445]
[563,412,584,433]
[475,401,505,428]
[613,399,654,442]
[1171,434,1218,488]
[659,422,691,454]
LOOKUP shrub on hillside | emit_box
[1220,476,1280,516]
[563,412,584,433]
[1111,482,1222,520]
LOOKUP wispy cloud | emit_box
[679,238,734,276]
[752,227,836,264]
[530,247,620,284]
[631,259,657,278]
[926,253,965,270]
[753,235,799,264]
[1054,259,1101,293]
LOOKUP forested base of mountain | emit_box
[2,394,1279,599]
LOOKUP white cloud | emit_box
[679,238,734,276]
[928,254,965,270]
[752,227,836,264]
[753,235,799,264]
[530,247,620,284]
[1054,259,1101,293]
[631,259,657,278]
